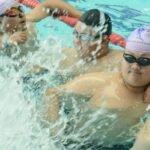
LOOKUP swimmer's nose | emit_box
[131,63,141,73]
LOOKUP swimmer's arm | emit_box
[51,72,106,100]
[42,88,60,124]
[43,73,106,123]
[26,0,81,22]
[42,85,87,123]
[0,32,27,49]
[131,117,150,150]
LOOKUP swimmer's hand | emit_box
[8,31,28,46]
[143,86,150,103]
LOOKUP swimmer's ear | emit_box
[101,35,109,45]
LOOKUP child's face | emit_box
[0,6,26,33]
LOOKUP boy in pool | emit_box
[0,5,27,48]
[26,8,149,102]
[27,9,122,80]
[55,9,150,103]
[43,26,150,150]
[0,4,39,68]
[25,0,81,22]
[59,9,122,76]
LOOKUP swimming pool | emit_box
[36,0,150,47]
[0,0,150,150]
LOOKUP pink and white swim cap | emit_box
[126,26,150,53]
[0,0,18,15]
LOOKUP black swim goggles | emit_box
[123,53,150,66]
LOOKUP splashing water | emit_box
[0,0,149,149]
[0,35,66,150]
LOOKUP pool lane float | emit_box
[109,32,126,48]
[17,0,40,8]
[2,0,126,48]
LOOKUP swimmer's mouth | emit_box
[129,70,142,75]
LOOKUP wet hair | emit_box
[79,9,112,36]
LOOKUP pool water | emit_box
[36,0,150,47]
[0,0,149,150]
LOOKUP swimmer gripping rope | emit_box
[0,0,127,48]
[17,0,127,48]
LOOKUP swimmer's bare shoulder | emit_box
[45,72,111,106]
[61,72,116,95]
[46,72,119,97]
[44,72,119,122]
[62,72,122,109]
[98,49,123,72]
[108,49,123,64]
[108,48,123,58]
[46,72,111,95]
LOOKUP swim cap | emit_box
[0,0,17,15]
[80,9,112,36]
[126,26,150,53]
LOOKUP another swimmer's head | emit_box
[121,26,150,89]
[73,9,112,60]
[0,4,26,33]
[79,9,112,36]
